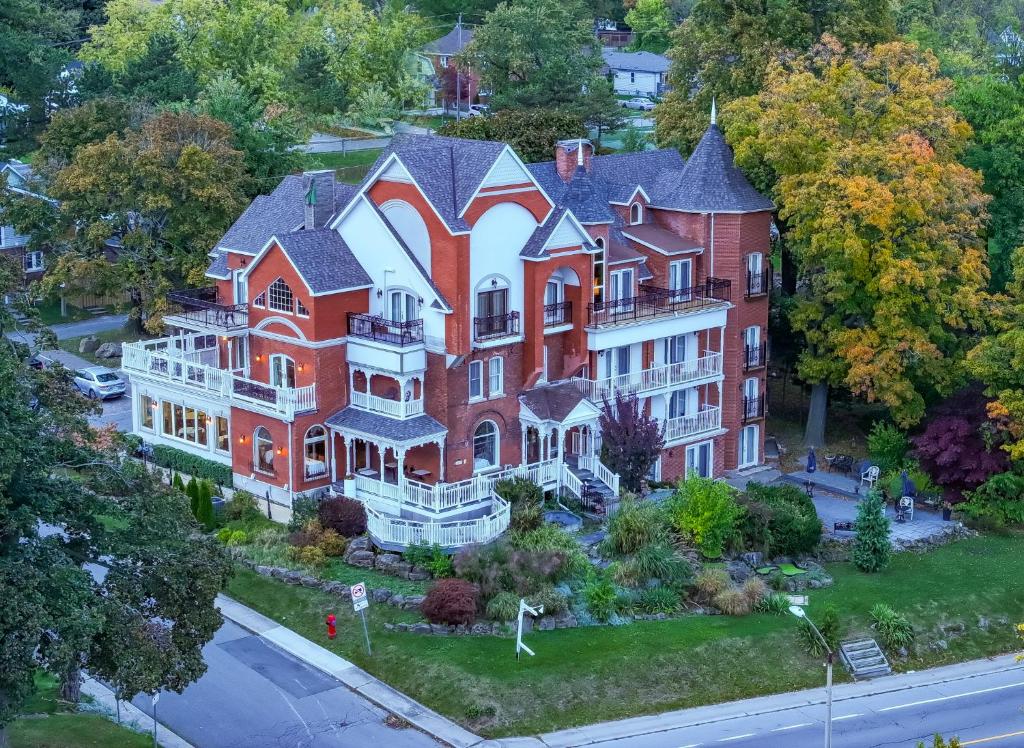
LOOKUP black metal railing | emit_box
[167,286,248,330]
[743,342,767,371]
[745,270,770,298]
[543,300,572,327]
[347,312,424,346]
[233,378,278,405]
[474,311,520,341]
[742,394,765,423]
[588,278,731,327]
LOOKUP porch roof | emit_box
[519,382,600,427]
[325,406,447,447]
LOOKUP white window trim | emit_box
[23,250,44,272]
[296,298,310,318]
[139,394,156,431]
[468,360,484,401]
[630,202,643,225]
[268,278,295,315]
[686,440,714,478]
[270,353,296,389]
[473,419,500,473]
[254,427,275,475]
[214,415,231,454]
[488,356,504,397]
[739,425,759,468]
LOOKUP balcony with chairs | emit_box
[164,286,248,333]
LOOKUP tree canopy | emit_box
[625,0,673,54]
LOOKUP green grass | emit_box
[57,326,144,367]
[227,534,1024,737]
[303,149,383,184]
[33,298,95,325]
[9,673,151,748]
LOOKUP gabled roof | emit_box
[588,149,685,204]
[520,207,595,259]
[273,229,372,295]
[601,49,670,73]
[325,407,447,446]
[519,382,596,423]
[527,163,615,224]
[205,251,230,280]
[216,176,306,255]
[422,25,474,56]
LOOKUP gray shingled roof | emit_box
[217,176,305,254]
[588,149,683,203]
[520,207,594,259]
[527,163,616,225]
[601,49,670,73]
[422,25,474,56]
[520,382,593,422]
[205,251,230,279]
[622,224,703,254]
[274,229,371,294]
[325,407,447,445]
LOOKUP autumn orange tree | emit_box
[726,38,992,445]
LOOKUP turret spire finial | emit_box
[710,97,717,126]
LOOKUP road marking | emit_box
[878,681,1024,712]
[717,734,755,742]
[677,744,702,748]
[832,713,861,721]
[771,723,812,732]
[962,730,1024,746]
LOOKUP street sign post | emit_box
[351,582,372,655]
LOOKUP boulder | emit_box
[410,623,432,635]
[470,623,490,636]
[725,560,753,584]
[537,617,556,631]
[322,582,350,597]
[371,587,393,603]
[347,550,376,568]
[79,336,100,354]
[284,571,304,585]
[94,341,122,359]
[740,552,764,569]
[553,612,578,629]
[375,553,410,576]
[384,623,395,631]
[343,536,371,562]
[406,566,431,581]
[400,594,425,611]
[270,567,289,580]
[255,565,273,577]
[300,575,320,588]
[389,594,405,608]
[430,623,450,635]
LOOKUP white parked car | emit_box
[621,97,656,111]
[73,366,126,400]
[467,104,490,117]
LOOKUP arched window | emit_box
[254,426,274,474]
[473,420,499,471]
[270,354,295,388]
[268,278,294,313]
[630,202,643,225]
[389,290,419,323]
[304,425,327,479]
[594,236,605,249]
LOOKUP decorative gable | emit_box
[481,150,531,188]
[380,158,413,183]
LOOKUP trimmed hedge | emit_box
[150,444,233,486]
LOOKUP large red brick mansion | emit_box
[125,122,773,549]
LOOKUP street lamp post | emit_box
[789,605,833,748]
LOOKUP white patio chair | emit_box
[860,465,880,491]
[898,496,914,522]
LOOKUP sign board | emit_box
[787,595,809,606]
[351,582,368,612]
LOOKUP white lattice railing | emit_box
[350,390,425,420]
[577,455,620,497]
[571,352,722,402]
[662,405,722,444]
[123,337,317,420]
[364,498,510,549]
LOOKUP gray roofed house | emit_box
[422,25,474,58]
[601,48,670,97]
[325,407,447,446]
[601,49,670,74]
[273,229,372,294]
[519,382,591,422]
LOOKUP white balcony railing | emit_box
[662,405,722,444]
[577,455,621,497]
[571,352,722,403]
[123,338,316,420]
[364,498,510,549]
[350,390,425,420]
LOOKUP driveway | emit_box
[130,619,440,748]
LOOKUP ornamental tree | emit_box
[598,393,665,493]
[726,38,992,445]
[852,489,891,573]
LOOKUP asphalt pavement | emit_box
[130,619,440,748]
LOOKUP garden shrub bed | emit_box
[148,444,233,486]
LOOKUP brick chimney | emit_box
[302,170,336,230]
[555,139,593,182]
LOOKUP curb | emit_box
[216,595,483,748]
[81,676,195,748]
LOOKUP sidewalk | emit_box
[217,595,481,748]
[82,676,194,748]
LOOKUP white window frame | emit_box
[488,356,504,397]
[468,360,483,401]
[664,334,686,365]
[254,426,274,474]
[268,278,294,314]
[270,354,295,389]
[473,420,499,472]
[215,415,230,454]
[140,394,155,430]
[744,326,761,366]
[686,440,713,478]
[303,425,328,479]
[542,345,549,383]
[252,292,266,309]
[233,269,247,305]
[630,202,643,225]
[668,389,687,419]
[669,258,692,301]
[739,425,759,468]
[610,268,634,303]
[23,250,44,272]
[296,298,310,318]
[389,290,418,324]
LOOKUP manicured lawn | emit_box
[303,149,383,184]
[9,674,151,748]
[33,298,95,325]
[226,534,1024,737]
[57,326,144,367]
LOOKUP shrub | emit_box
[712,587,752,616]
[798,605,842,656]
[531,584,569,615]
[186,477,200,519]
[150,444,233,485]
[741,577,768,608]
[196,480,215,530]
[215,527,233,543]
[172,473,186,493]
[583,572,618,622]
[509,525,588,576]
[289,520,324,548]
[288,544,327,569]
[741,483,822,557]
[614,543,692,589]
[882,464,940,502]
[455,541,568,600]
[638,586,680,614]
[289,495,321,532]
[318,497,367,537]
[437,107,586,163]
[960,472,1024,528]
[853,490,891,573]
[422,579,478,626]
[317,529,347,557]
[757,592,790,615]
[497,478,545,533]
[602,496,668,556]
[693,568,731,599]
[226,530,248,546]
[871,603,914,651]
[224,490,260,521]
[404,541,457,578]
[485,591,520,621]
[868,421,910,474]
[664,476,743,558]
[510,500,544,533]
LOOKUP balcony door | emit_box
[270,354,295,388]
[686,441,713,478]
[739,425,759,467]
[669,259,692,301]
[476,288,508,336]
[744,326,761,366]
[664,334,687,365]
[609,268,634,308]
[389,290,418,324]
[602,345,630,380]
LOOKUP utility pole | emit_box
[455,14,463,120]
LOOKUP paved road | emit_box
[130,619,440,748]
[303,133,391,154]
[539,658,1024,748]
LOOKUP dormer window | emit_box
[268,278,294,314]
[630,203,643,225]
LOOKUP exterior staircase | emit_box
[564,456,618,513]
[840,638,891,679]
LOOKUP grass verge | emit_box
[57,326,141,367]
[303,149,383,184]
[226,534,1024,738]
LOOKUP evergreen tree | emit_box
[852,490,891,573]
[197,480,215,531]
[172,473,186,493]
[186,477,200,520]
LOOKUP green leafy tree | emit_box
[462,0,602,111]
[346,82,399,132]
[620,126,650,152]
[625,0,673,54]
[438,108,585,162]
[727,38,991,444]
[917,736,961,748]
[852,489,891,572]
[36,98,146,171]
[577,78,628,148]
[78,34,200,107]
[665,475,743,559]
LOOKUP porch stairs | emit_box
[840,638,891,679]
[564,456,618,512]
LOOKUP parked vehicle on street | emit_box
[73,366,126,400]
[621,97,656,111]
[467,104,490,117]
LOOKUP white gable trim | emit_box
[458,145,554,219]
[609,184,652,206]
[253,316,308,341]
[545,210,596,252]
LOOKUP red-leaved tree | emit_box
[912,388,1009,503]
[599,393,665,493]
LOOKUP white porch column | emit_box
[396,446,407,485]
[379,445,387,491]
[436,438,446,481]
[330,432,338,483]
[719,325,725,358]
[520,425,528,466]
[554,426,564,463]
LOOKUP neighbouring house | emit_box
[989,25,1024,71]
[602,48,670,97]
[596,20,633,49]
[0,94,30,140]
[125,119,773,550]
[1,160,49,282]
[420,22,479,110]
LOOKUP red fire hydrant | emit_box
[326,613,337,640]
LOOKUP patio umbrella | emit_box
[806,448,817,474]
[901,469,917,497]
